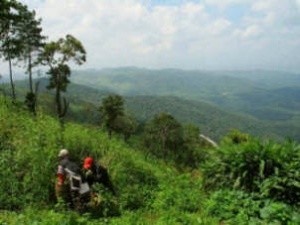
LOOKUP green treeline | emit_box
[1,0,86,124]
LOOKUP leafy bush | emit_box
[206,189,300,225]
[151,174,203,213]
[222,129,250,145]
[206,189,260,223]
[260,201,300,225]
[114,160,159,211]
[259,141,300,205]
[87,183,120,218]
[202,138,300,205]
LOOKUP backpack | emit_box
[61,159,90,194]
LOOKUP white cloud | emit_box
[204,0,250,8]
[234,25,262,39]
[210,18,232,35]
[2,0,297,72]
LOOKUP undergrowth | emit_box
[0,96,299,224]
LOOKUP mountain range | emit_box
[3,67,300,141]
[71,68,300,120]
[69,68,300,140]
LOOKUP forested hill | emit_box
[71,68,300,98]
[71,68,300,120]
[71,68,300,141]
[5,77,287,141]
[124,95,279,141]
[72,68,260,99]
[4,75,300,141]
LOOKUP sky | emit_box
[2,0,300,73]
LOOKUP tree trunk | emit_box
[8,51,16,101]
[56,85,62,118]
[28,52,33,93]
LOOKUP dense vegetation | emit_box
[0,94,299,224]
[0,95,207,224]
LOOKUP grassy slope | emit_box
[0,96,217,224]
[1,95,299,224]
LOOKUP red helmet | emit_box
[83,157,94,169]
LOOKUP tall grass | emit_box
[0,96,214,224]
[1,96,299,224]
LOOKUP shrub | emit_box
[113,160,159,211]
[259,201,300,225]
[259,141,300,205]
[206,189,300,225]
[202,139,300,205]
[151,174,203,213]
[222,129,250,145]
[205,189,260,223]
[87,183,120,218]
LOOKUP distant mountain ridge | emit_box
[70,67,300,140]
[71,68,300,118]
[3,68,300,141]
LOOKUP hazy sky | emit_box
[2,0,300,72]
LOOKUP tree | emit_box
[17,8,45,114]
[0,0,30,100]
[221,129,250,145]
[143,112,183,159]
[99,94,124,138]
[38,34,86,122]
[113,114,138,142]
[179,124,211,168]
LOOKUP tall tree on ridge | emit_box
[38,34,86,123]
[99,94,125,138]
[143,112,183,159]
[17,8,46,114]
[0,0,29,101]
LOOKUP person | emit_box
[55,149,85,210]
[83,156,116,195]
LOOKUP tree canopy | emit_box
[38,34,86,120]
[0,0,45,103]
[99,94,125,138]
[143,112,184,159]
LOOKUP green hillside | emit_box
[71,68,259,100]
[71,68,300,107]
[125,95,280,141]
[70,68,300,141]
[1,94,299,225]
[220,70,300,89]
[3,78,285,141]
[4,77,300,141]
[0,95,208,224]
[71,68,300,115]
